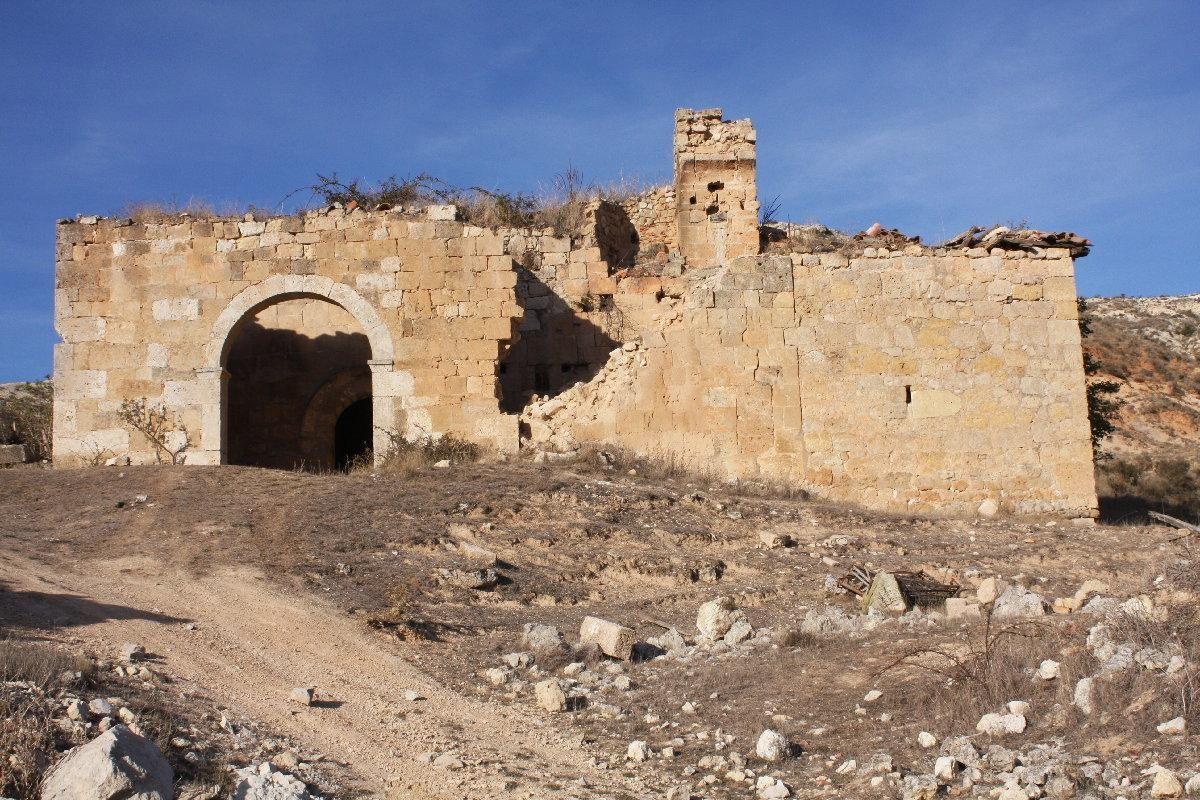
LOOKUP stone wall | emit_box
[53,208,528,467]
[522,244,1097,517]
[674,108,759,267]
[52,106,1099,518]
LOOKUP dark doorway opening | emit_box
[334,397,373,471]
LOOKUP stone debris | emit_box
[520,623,566,653]
[1156,716,1186,735]
[975,711,1027,735]
[1073,676,1095,715]
[917,731,937,749]
[119,643,145,663]
[233,762,320,800]
[695,596,745,641]
[626,740,650,762]
[1150,766,1185,798]
[1035,659,1061,680]
[579,616,635,660]
[41,724,173,800]
[754,729,789,762]
[534,678,568,712]
[991,585,1046,619]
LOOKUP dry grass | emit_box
[0,640,90,800]
[120,198,268,224]
[565,443,809,500]
[0,639,91,685]
[878,612,1063,734]
[0,687,61,800]
[372,431,483,478]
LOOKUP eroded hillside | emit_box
[1081,295,1200,518]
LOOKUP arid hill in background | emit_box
[1082,295,1200,520]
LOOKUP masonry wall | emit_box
[53,106,1099,518]
[52,209,530,466]
[794,246,1096,516]
[523,245,1098,517]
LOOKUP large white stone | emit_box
[579,616,635,660]
[41,724,172,800]
[755,729,789,762]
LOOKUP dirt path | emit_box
[0,552,646,799]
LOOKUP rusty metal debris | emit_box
[840,566,961,613]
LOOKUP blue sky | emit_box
[2,1,1197,381]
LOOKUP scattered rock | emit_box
[119,643,145,663]
[288,688,313,707]
[233,762,317,800]
[65,699,88,721]
[901,774,938,800]
[722,618,754,646]
[992,586,1046,619]
[483,668,509,687]
[626,740,650,762]
[521,623,565,653]
[696,596,744,641]
[976,577,1007,604]
[534,679,567,712]
[1073,677,1095,715]
[754,729,789,762]
[88,699,114,718]
[1156,716,1186,736]
[1151,767,1184,798]
[42,725,173,800]
[977,498,999,518]
[1035,659,1061,680]
[758,530,794,549]
[917,731,937,749]
[579,616,635,660]
[945,597,982,619]
[501,652,530,669]
[976,712,1026,735]
[439,567,499,590]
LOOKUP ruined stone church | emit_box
[53,108,1098,517]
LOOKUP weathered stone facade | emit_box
[54,107,1098,517]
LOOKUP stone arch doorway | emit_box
[196,276,401,469]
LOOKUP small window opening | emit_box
[707,180,724,192]
[705,204,720,216]
[689,195,697,205]
[904,385,912,404]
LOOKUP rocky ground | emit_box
[1,460,1197,799]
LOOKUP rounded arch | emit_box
[299,366,372,467]
[204,275,394,369]
[194,276,399,467]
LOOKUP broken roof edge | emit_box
[765,220,1091,260]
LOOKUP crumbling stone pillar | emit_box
[673,108,759,267]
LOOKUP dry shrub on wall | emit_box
[116,398,192,465]
[0,380,52,462]
[295,168,651,238]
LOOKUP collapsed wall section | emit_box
[522,245,1098,517]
